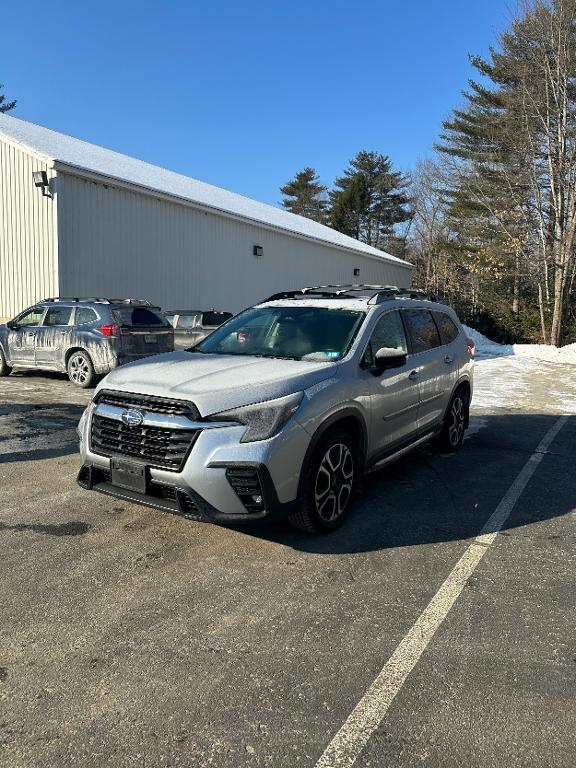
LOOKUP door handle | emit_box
[408,370,419,381]
[26,332,35,337]
[444,355,454,364]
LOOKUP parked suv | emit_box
[77,286,474,532]
[0,298,174,388]
[164,310,233,350]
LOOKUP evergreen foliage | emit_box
[0,84,16,113]
[280,167,328,223]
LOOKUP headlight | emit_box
[208,392,304,442]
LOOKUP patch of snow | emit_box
[463,325,576,364]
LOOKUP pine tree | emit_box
[280,167,328,223]
[329,151,411,250]
[0,84,16,113]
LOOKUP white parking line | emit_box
[315,416,568,768]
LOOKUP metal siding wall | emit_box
[57,174,412,313]
[0,140,57,319]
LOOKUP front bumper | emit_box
[78,409,310,523]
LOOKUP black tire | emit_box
[67,350,95,388]
[0,346,12,376]
[289,428,357,534]
[435,388,469,453]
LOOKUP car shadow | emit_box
[0,402,85,463]
[234,413,574,554]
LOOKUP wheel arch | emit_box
[297,407,368,498]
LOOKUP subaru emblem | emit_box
[121,408,144,427]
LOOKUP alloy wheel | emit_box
[69,354,90,385]
[448,396,465,447]
[314,443,354,522]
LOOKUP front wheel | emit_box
[0,346,12,376]
[67,351,95,388]
[435,390,469,453]
[289,429,357,534]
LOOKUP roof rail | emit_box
[263,285,439,304]
[40,297,111,304]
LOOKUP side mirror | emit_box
[374,346,407,370]
[6,322,17,330]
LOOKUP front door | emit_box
[35,305,74,368]
[361,308,420,456]
[7,306,45,365]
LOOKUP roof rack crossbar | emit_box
[40,297,111,304]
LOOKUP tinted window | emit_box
[196,306,365,362]
[43,307,72,326]
[202,311,232,328]
[113,307,166,326]
[75,308,98,325]
[435,312,460,344]
[403,309,441,353]
[177,313,200,329]
[363,310,408,367]
[13,308,43,327]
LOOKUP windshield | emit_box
[194,305,366,361]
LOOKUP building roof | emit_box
[0,113,411,268]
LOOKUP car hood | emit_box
[96,351,337,416]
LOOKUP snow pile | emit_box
[463,325,576,364]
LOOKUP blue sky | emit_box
[2,0,510,206]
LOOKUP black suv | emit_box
[0,298,174,387]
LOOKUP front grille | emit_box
[226,467,265,513]
[91,414,198,470]
[96,390,199,418]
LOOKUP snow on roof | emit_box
[0,113,411,268]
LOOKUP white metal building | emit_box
[0,114,412,319]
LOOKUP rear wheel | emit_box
[435,389,469,453]
[289,429,357,534]
[67,351,95,388]
[0,346,12,376]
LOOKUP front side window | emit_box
[43,307,73,326]
[12,308,44,328]
[363,310,408,367]
[195,306,366,362]
[403,309,441,353]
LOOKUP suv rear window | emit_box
[113,307,167,326]
[202,311,232,327]
[403,309,441,353]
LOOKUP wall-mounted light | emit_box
[253,245,263,257]
[32,170,51,197]
[353,267,360,277]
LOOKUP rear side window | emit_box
[403,309,441,353]
[75,308,98,325]
[202,311,232,327]
[43,307,72,326]
[177,313,200,329]
[113,308,166,326]
[435,312,460,344]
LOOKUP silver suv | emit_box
[77,286,474,533]
[0,298,174,388]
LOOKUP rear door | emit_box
[401,308,453,431]
[35,305,74,367]
[112,306,174,357]
[7,306,45,365]
[361,309,419,454]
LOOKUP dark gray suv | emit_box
[0,298,174,387]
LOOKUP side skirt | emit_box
[366,429,439,473]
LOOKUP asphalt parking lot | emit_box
[1,359,575,768]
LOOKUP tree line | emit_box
[281,0,576,346]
